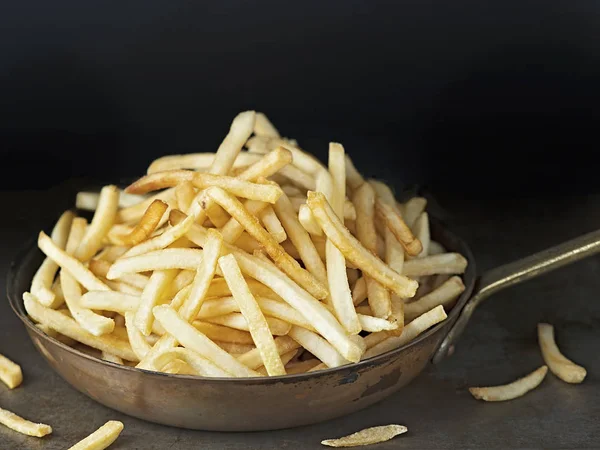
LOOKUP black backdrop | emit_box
[1,1,599,196]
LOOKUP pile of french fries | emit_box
[24,111,470,378]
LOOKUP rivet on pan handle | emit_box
[433,228,600,364]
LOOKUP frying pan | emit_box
[7,218,600,431]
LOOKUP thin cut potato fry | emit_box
[31,210,74,307]
[135,269,178,336]
[0,407,52,438]
[353,183,392,319]
[307,192,418,298]
[273,191,327,285]
[236,147,292,181]
[146,348,229,377]
[404,276,465,322]
[24,293,137,361]
[254,112,280,138]
[298,204,323,236]
[220,199,269,244]
[192,322,255,345]
[67,420,124,450]
[247,136,326,175]
[76,190,147,211]
[234,250,364,362]
[75,185,119,261]
[111,199,168,246]
[103,280,142,296]
[375,198,422,256]
[279,164,316,191]
[344,154,365,191]
[96,245,128,263]
[237,336,300,370]
[219,254,286,376]
[116,187,176,224]
[538,323,587,383]
[125,312,152,359]
[357,314,399,332]
[205,202,231,227]
[469,366,548,402]
[206,186,328,299]
[364,305,447,358]
[107,249,204,278]
[38,232,110,292]
[209,110,256,175]
[88,259,149,290]
[147,152,262,175]
[153,305,259,377]
[216,342,255,354]
[0,353,22,389]
[101,352,123,364]
[206,313,291,336]
[412,212,430,257]
[125,170,282,203]
[257,349,298,375]
[401,196,427,229]
[288,326,349,368]
[35,323,77,346]
[321,424,408,448]
[233,232,263,253]
[175,180,196,213]
[260,205,287,243]
[352,277,367,306]
[402,253,468,277]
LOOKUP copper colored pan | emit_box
[7,218,600,431]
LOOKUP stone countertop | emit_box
[0,186,598,449]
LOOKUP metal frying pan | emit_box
[7,219,600,431]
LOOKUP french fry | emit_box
[116,187,176,224]
[402,253,468,277]
[101,352,123,364]
[273,191,327,285]
[31,210,74,307]
[67,420,124,450]
[344,154,365,191]
[89,259,149,290]
[353,183,392,319]
[404,276,465,322]
[35,323,77,346]
[192,322,255,345]
[0,407,52,438]
[401,197,427,229]
[298,204,323,236]
[206,313,291,336]
[220,199,269,243]
[38,232,110,292]
[126,171,282,203]
[278,164,316,191]
[288,326,349,368]
[175,180,196,213]
[307,192,418,298]
[205,186,328,299]
[321,424,408,448]
[76,190,147,211]
[257,349,298,375]
[219,254,286,375]
[352,277,367,306]
[209,110,256,175]
[216,342,255,355]
[538,323,587,383]
[125,312,152,360]
[357,314,399,332]
[145,347,229,377]
[147,152,262,175]
[469,366,548,402]
[412,212,430,258]
[96,245,129,263]
[260,205,287,243]
[135,269,178,336]
[111,199,168,246]
[364,305,447,358]
[236,336,300,370]
[0,353,22,389]
[234,250,364,362]
[254,112,280,138]
[107,249,204,278]
[153,305,259,377]
[103,280,142,296]
[75,185,119,261]
[247,136,326,175]
[236,146,292,181]
[375,198,422,257]
[24,293,137,361]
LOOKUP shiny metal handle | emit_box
[433,228,600,364]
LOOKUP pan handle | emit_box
[432,228,600,364]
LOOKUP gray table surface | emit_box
[0,187,599,449]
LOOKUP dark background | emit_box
[1,1,598,196]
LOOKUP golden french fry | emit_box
[116,187,176,224]
[124,312,152,360]
[538,323,586,383]
[298,204,323,236]
[153,305,259,376]
[24,293,137,361]
[279,165,316,191]
[76,190,147,211]
[236,146,292,181]
[469,366,548,402]
[31,210,74,307]
[352,277,367,306]
[412,212,430,258]
[288,326,349,368]
[192,322,255,344]
[236,336,299,370]
[404,276,465,322]
[307,191,418,298]
[135,269,178,336]
[38,232,109,292]
[205,186,328,299]
[146,347,229,377]
[375,198,422,257]
[402,253,468,277]
[344,154,365,191]
[357,314,398,332]
[67,420,124,450]
[353,183,392,319]
[257,349,298,375]
[234,250,364,363]
[89,259,149,290]
[0,353,22,389]
[112,199,168,246]
[147,152,262,174]
[219,254,286,376]
[364,305,447,358]
[321,424,408,448]
[273,191,327,285]
[209,110,256,175]
[400,196,427,229]
[216,342,255,355]
[206,313,291,336]
[260,205,287,243]
[254,112,280,138]
[102,280,142,296]
[75,185,119,261]
[175,180,196,213]
[107,249,203,278]
[0,407,52,438]
[247,136,325,175]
